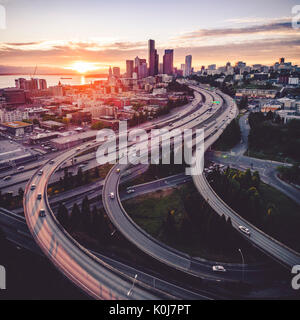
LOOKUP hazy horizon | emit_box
[0,0,300,73]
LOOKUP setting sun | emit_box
[67,61,99,74]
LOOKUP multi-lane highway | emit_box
[23,89,220,300]
[21,81,300,299]
[0,207,214,300]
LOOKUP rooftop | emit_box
[41,120,65,127]
[2,121,33,128]
[51,130,96,145]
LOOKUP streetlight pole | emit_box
[238,249,245,282]
[127,274,138,297]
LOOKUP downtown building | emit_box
[126,60,134,78]
[148,39,159,76]
[163,49,174,75]
[184,55,192,77]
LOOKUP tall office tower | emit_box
[154,50,159,75]
[126,60,134,78]
[134,56,140,69]
[184,55,192,77]
[148,39,156,76]
[280,57,285,64]
[39,79,47,90]
[113,67,121,77]
[163,49,174,75]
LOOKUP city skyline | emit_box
[0,0,300,73]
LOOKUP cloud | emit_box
[0,19,300,70]
[176,21,297,40]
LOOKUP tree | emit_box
[162,210,177,243]
[238,96,248,110]
[76,167,83,186]
[91,121,107,130]
[252,171,261,189]
[81,196,91,231]
[18,187,24,198]
[57,203,69,230]
[94,167,100,178]
[70,203,82,231]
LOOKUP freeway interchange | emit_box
[21,82,300,299]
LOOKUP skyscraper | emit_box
[154,50,159,76]
[134,56,140,69]
[126,60,134,78]
[148,39,158,76]
[184,55,192,77]
[163,49,174,75]
[113,67,120,77]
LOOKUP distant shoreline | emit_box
[0,73,108,77]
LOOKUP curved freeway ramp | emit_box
[102,86,269,283]
[22,91,212,300]
[192,91,300,269]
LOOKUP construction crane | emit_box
[30,65,38,79]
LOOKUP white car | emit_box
[3,176,11,181]
[38,170,43,176]
[110,192,115,199]
[127,189,135,194]
[212,265,226,272]
[31,184,36,191]
[239,226,251,236]
[17,166,25,171]
[116,168,121,173]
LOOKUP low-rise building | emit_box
[40,120,66,131]
[236,89,278,98]
[0,121,33,137]
[50,130,97,150]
